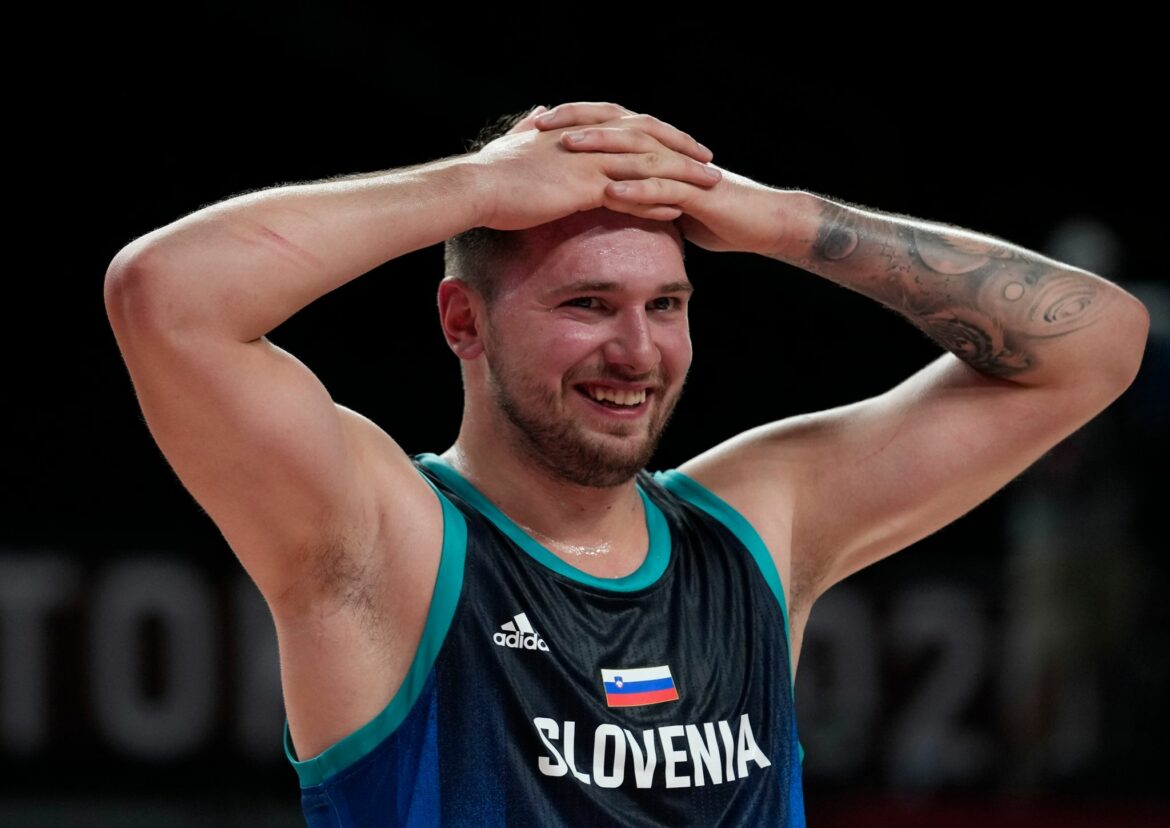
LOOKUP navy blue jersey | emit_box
[284,453,806,827]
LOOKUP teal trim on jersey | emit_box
[416,453,671,592]
[653,470,795,683]
[283,471,467,788]
[654,470,806,763]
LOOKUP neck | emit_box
[440,435,643,545]
[441,382,654,576]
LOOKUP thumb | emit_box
[506,105,549,135]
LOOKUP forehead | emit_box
[503,209,688,297]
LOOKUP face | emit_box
[480,210,693,488]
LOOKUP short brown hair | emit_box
[442,106,542,305]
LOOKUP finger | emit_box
[613,114,714,163]
[534,101,636,130]
[601,188,685,222]
[561,117,712,164]
[605,178,702,211]
[607,203,685,222]
[564,128,722,183]
[596,148,723,190]
[505,105,550,135]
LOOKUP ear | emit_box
[438,278,485,360]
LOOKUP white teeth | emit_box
[587,387,646,406]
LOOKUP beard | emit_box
[485,353,684,489]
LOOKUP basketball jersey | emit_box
[284,453,806,826]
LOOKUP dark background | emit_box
[4,10,1167,826]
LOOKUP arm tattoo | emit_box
[783,201,1110,378]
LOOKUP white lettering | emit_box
[685,723,723,786]
[535,717,567,777]
[563,720,591,784]
[735,713,772,778]
[592,724,625,788]
[624,727,658,788]
[494,631,549,651]
[533,715,771,790]
[659,725,690,788]
[718,720,737,781]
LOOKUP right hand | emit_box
[472,101,721,230]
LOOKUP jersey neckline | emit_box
[415,453,671,592]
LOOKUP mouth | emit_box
[573,383,653,415]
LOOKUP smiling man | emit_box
[445,207,693,491]
[104,102,1148,827]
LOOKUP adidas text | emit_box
[493,612,550,651]
[494,631,550,651]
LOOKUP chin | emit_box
[541,434,661,489]
[490,373,676,488]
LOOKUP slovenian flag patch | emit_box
[601,665,680,707]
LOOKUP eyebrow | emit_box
[550,279,694,297]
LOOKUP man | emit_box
[103,101,1149,826]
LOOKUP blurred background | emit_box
[4,8,1166,826]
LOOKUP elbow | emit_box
[104,236,144,322]
[104,238,153,332]
[1111,295,1151,391]
[103,231,184,335]
[1089,294,1151,405]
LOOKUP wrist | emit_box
[401,154,497,234]
[763,189,820,263]
[448,153,501,230]
[460,156,500,231]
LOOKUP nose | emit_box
[602,307,659,375]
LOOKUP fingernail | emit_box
[536,111,555,123]
[611,183,629,195]
[567,131,586,143]
[698,142,712,156]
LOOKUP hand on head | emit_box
[531,102,713,164]
[475,100,721,230]
[527,102,783,256]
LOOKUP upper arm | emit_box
[678,353,1132,613]
[104,267,440,610]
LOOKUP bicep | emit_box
[108,311,430,605]
[682,353,1121,605]
[791,356,1065,590]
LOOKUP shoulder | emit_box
[648,466,793,602]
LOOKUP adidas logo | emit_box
[493,612,550,652]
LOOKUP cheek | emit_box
[661,329,693,375]
[543,324,606,368]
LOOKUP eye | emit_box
[563,297,602,310]
[648,297,683,311]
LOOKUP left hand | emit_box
[534,102,791,256]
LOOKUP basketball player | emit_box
[103,101,1149,826]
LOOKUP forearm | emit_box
[105,155,488,342]
[766,191,1149,388]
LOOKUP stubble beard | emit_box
[486,356,684,489]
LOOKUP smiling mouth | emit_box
[574,385,651,409]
